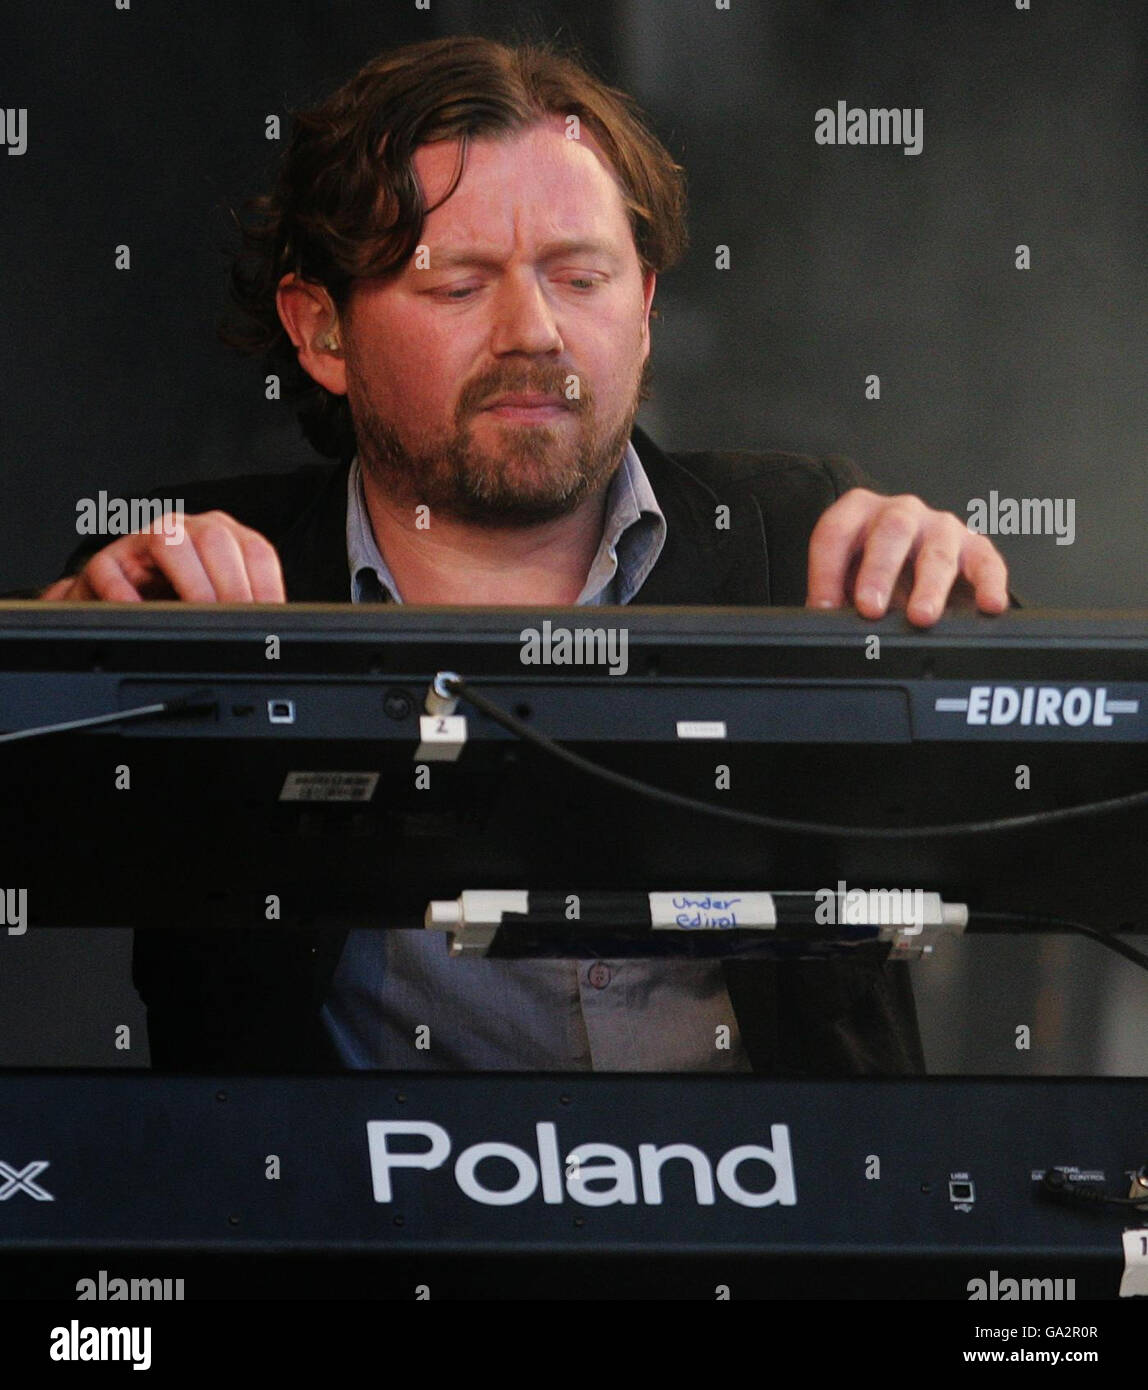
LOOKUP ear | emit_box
[640,269,657,351]
[276,274,348,395]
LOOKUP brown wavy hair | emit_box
[220,34,689,459]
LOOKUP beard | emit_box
[346,353,652,528]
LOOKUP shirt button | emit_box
[587,962,611,989]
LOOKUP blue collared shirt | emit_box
[344,440,665,606]
[320,441,751,1071]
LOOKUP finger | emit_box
[904,516,967,626]
[78,548,148,602]
[234,527,286,602]
[960,536,1011,613]
[888,568,915,607]
[806,489,881,609]
[934,573,979,611]
[126,529,219,602]
[40,577,77,600]
[851,499,925,617]
[185,520,254,602]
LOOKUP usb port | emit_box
[267,699,296,724]
[949,1180,975,1202]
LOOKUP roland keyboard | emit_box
[1,1074,1146,1299]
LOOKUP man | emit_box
[39,37,1009,1076]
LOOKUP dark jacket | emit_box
[56,424,927,1077]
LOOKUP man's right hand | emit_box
[40,512,286,602]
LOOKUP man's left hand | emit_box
[806,488,1010,628]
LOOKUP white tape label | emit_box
[649,892,777,930]
[279,771,379,803]
[676,720,727,740]
[416,714,468,762]
[1120,1228,1148,1297]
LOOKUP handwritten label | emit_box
[648,892,777,930]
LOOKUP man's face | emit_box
[341,119,656,526]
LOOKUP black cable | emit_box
[0,688,216,743]
[971,910,1148,974]
[1039,1167,1148,1211]
[445,676,1148,840]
